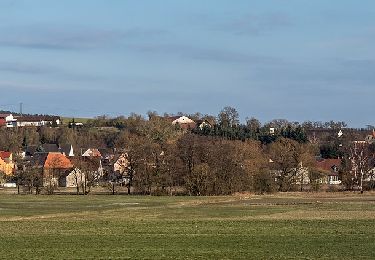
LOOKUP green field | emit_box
[0,193,374,259]
[61,117,92,125]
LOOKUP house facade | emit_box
[15,116,61,127]
[66,168,86,188]
[0,114,17,128]
[43,153,73,187]
[114,153,129,174]
[316,158,342,185]
[0,151,15,175]
[169,116,196,130]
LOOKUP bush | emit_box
[253,171,275,194]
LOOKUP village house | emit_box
[114,153,129,175]
[169,116,196,130]
[60,144,75,157]
[196,119,213,130]
[106,153,131,184]
[365,130,375,144]
[82,148,101,157]
[0,151,15,176]
[24,144,74,158]
[316,158,342,185]
[69,156,104,186]
[15,115,61,127]
[43,152,73,187]
[66,168,86,188]
[0,114,17,128]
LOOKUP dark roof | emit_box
[30,153,49,167]
[15,115,60,122]
[42,144,59,153]
[59,144,73,156]
[25,145,38,156]
[98,148,114,156]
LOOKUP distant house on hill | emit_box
[168,116,196,130]
[0,114,17,128]
[196,119,213,130]
[15,115,61,127]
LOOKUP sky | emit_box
[0,0,374,127]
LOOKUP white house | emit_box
[0,114,17,128]
[15,116,61,127]
[171,116,195,125]
[66,168,86,188]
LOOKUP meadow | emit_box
[0,193,374,259]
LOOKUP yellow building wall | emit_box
[0,158,14,176]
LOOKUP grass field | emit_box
[0,193,374,259]
[61,117,92,125]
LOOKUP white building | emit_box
[0,114,17,128]
[171,116,195,125]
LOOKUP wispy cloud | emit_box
[127,43,283,65]
[0,62,56,74]
[214,13,292,36]
[0,81,53,91]
[0,26,169,50]
[0,61,104,82]
[247,58,375,95]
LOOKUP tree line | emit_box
[0,107,374,195]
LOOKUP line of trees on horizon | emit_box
[0,106,374,195]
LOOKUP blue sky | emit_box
[0,0,374,126]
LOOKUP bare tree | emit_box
[349,142,372,193]
[268,138,313,191]
[218,106,239,128]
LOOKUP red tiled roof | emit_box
[83,148,101,157]
[0,119,5,126]
[0,151,11,160]
[316,159,341,172]
[44,153,73,169]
